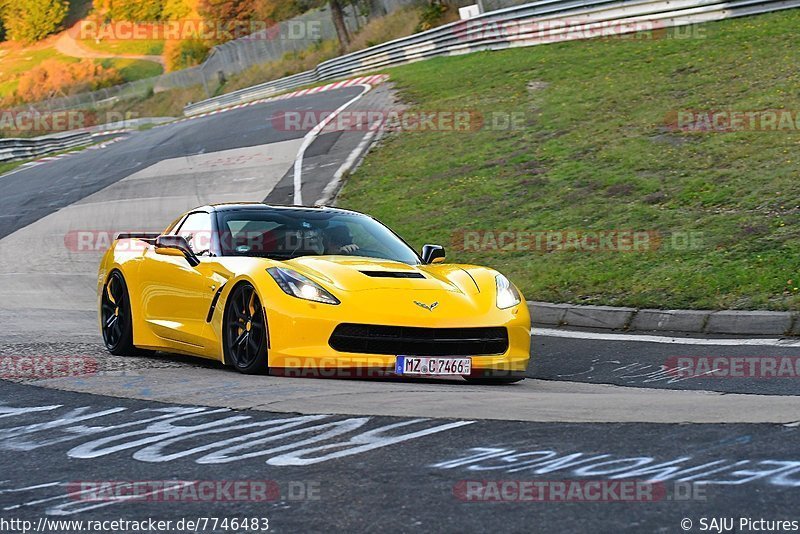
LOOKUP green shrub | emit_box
[95,0,166,21]
[4,0,68,43]
[164,38,210,71]
[415,0,446,32]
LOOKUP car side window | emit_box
[175,212,213,256]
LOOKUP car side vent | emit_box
[360,271,425,279]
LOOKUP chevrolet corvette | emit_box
[98,203,530,383]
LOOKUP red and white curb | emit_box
[180,74,390,122]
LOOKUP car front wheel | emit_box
[101,270,137,355]
[223,283,269,374]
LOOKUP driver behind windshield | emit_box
[323,224,360,255]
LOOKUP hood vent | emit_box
[360,271,425,279]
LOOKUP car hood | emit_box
[282,256,490,295]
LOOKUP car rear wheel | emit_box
[101,271,138,355]
[224,283,269,374]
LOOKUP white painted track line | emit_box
[292,84,372,205]
[533,327,800,347]
[315,120,383,206]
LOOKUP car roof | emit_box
[191,203,366,217]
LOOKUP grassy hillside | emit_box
[339,11,800,310]
[79,38,165,57]
[89,5,458,117]
[0,41,162,101]
[0,45,74,97]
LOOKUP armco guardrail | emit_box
[184,0,800,116]
[0,132,95,164]
[0,118,175,165]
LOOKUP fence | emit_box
[19,0,541,113]
[184,0,800,115]
[19,0,419,112]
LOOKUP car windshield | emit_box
[216,208,421,265]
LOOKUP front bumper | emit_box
[263,300,531,379]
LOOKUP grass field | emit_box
[0,46,71,78]
[0,160,24,176]
[339,11,800,311]
[0,43,80,99]
[0,46,77,97]
[116,84,207,118]
[0,43,163,100]
[99,58,164,81]
[79,38,165,57]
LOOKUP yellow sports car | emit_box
[98,203,530,383]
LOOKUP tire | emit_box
[101,270,138,355]
[223,283,269,374]
[464,376,525,385]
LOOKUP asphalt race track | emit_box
[0,83,798,532]
[0,86,366,240]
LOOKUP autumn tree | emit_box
[198,0,260,43]
[328,0,349,52]
[0,0,8,42]
[15,59,122,102]
[94,0,166,21]
[163,38,209,71]
[162,0,195,20]
[4,0,68,43]
[252,0,306,22]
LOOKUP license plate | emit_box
[395,356,471,376]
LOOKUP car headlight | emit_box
[496,274,521,309]
[267,267,340,305]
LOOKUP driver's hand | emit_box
[339,244,360,254]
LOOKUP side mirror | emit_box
[155,235,200,267]
[421,244,446,264]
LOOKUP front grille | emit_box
[329,323,508,356]
[360,271,425,279]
